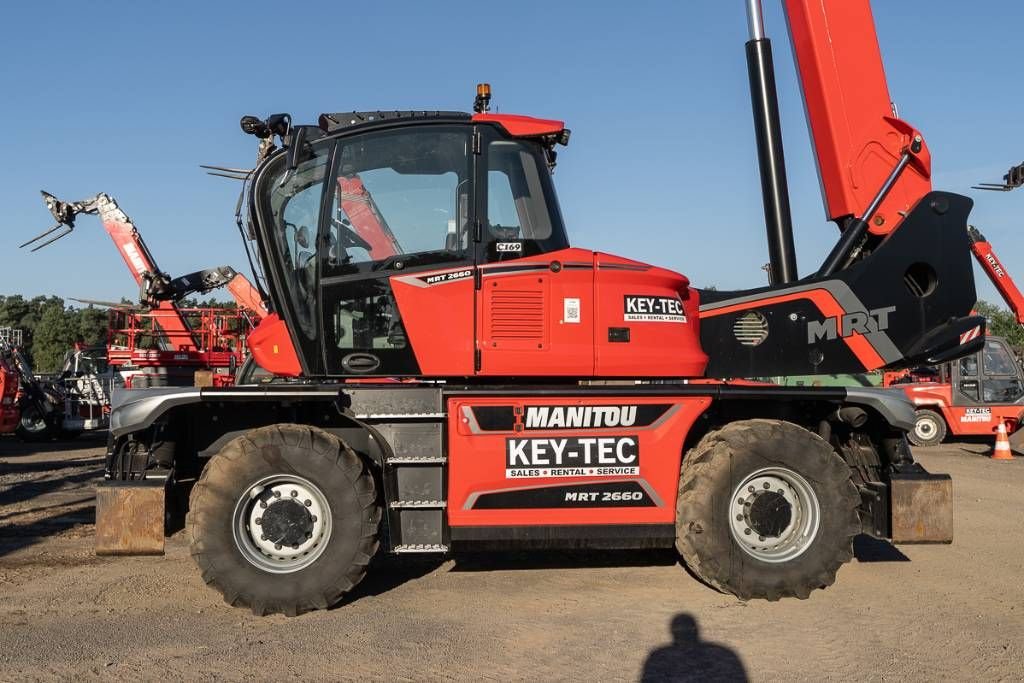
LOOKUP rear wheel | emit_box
[187,424,381,616]
[907,409,946,447]
[676,419,860,600]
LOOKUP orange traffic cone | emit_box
[992,422,1014,460]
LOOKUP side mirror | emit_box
[296,225,311,249]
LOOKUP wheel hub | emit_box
[259,498,314,548]
[744,489,792,538]
[729,467,821,563]
[233,476,332,573]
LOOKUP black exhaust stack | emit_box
[745,0,798,284]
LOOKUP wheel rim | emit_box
[914,416,936,441]
[20,406,47,433]
[232,474,332,574]
[728,467,821,563]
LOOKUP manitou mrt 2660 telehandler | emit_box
[100,0,984,615]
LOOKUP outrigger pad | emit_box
[95,479,166,556]
[890,472,953,544]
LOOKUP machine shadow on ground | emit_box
[450,548,681,572]
[0,436,104,559]
[0,435,105,458]
[641,613,749,682]
[336,554,446,607]
[853,534,910,562]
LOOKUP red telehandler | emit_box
[22,191,267,387]
[96,0,986,615]
[888,182,1024,447]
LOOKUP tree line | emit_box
[0,294,236,374]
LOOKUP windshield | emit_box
[325,127,471,272]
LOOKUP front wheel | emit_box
[187,424,381,616]
[907,409,946,447]
[676,419,860,600]
[16,403,55,441]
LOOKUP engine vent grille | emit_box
[490,289,545,341]
[733,310,769,346]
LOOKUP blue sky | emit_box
[1,1,1021,307]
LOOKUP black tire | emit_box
[187,424,381,616]
[907,409,946,447]
[676,419,860,601]
[16,403,56,441]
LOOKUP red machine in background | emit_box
[107,305,257,388]
[889,334,1024,448]
[0,329,22,433]
[22,192,266,388]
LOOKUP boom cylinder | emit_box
[745,0,798,283]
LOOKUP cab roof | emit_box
[317,110,566,139]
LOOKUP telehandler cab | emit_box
[99,0,980,615]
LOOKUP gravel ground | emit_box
[1,435,1022,682]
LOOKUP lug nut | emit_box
[274,543,282,550]
[311,515,317,523]
[290,491,298,497]
[747,486,755,493]
[273,491,281,498]
[737,498,745,505]
[763,482,771,489]
[735,514,743,522]
[260,501,267,509]
[304,499,312,507]
[260,535,267,541]
[292,544,300,550]
[744,528,752,535]
[255,518,262,525]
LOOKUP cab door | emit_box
[952,351,982,406]
[315,125,477,376]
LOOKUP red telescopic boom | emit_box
[784,0,933,236]
[968,227,1024,325]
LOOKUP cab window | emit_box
[261,140,332,342]
[484,136,569,259]
[983,341,1017,376]
[323,128,472,272]
[982,341,1024,402]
